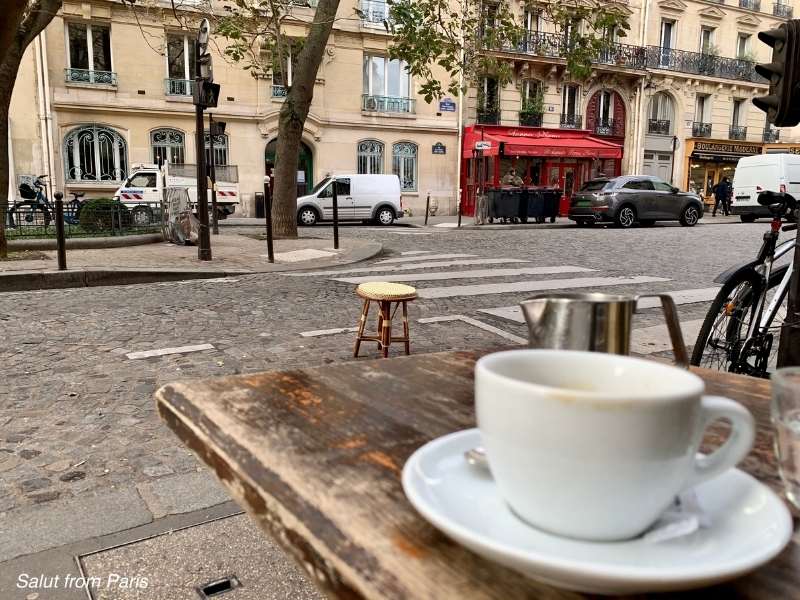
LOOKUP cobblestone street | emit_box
[0,218,789,596]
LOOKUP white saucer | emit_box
[402,428,793,595]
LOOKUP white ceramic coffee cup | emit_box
[475,349,755,542]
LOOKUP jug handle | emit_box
[636,294,690,368]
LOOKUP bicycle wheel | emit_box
[691,265,789,375]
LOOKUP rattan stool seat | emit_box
[356,282,417,301]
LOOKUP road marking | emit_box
[299,326,359,338]
[401,250,433,255]
[631,319,704,355]
[417,276,670,299]
[268,249,338,262]
[126,343,215,360]
[332,266,595,284]
[433,222,459,228]
[478,287,721,323]
[376,253,476,264]
[286,258,530,277]
[418,315,528,344]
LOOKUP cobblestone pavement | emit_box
[0,219,790,566]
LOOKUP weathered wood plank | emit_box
[156,351,799,600]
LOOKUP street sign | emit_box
[474,141,492,151]
[439,97,456,112]
[432,142,446,155]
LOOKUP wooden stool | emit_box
[353,282,417,358]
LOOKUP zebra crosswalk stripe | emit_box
[416,276,670,299]
[286,258,530,277]
[375,253,476,264]
[332,265,595,284]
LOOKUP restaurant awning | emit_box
[502,135,623,159]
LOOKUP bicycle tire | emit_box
[691,265,789,374]
[8,202,51,230]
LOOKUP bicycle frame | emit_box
[759,239,794,331]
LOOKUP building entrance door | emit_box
[545,160,583,216]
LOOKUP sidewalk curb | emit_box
[0,242,383,292]
[8,233,164,251]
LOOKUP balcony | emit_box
[65,68,116,86]
[774,3,793,17]
[165,78,192,96]
[593,117,623,136]
[647,46,765,83]
[362,94,415,113]
[739,0,761,9]
[648,119,671,135]
[560,113,583,129]
[272,85,287,98]
[514,32,647,70]
[729,125,748,140]
[693,122,712,138]
[519,111,543,127]
[477,109,500,125]
[763,128,780,142]
[360,0,388,24]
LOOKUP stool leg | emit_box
[382,301,392,358]
[353,298,370,358]
[402,301,410,355]
[376,303,384,350]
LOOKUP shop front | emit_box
[460,125,623,217]
[764,144,800,155]
[684,140,762,206]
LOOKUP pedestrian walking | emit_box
[712,177,732,217]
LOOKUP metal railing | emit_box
[647,119,671,135]
[739,0,761,10]
[65,68,117,85]
[165,78,192,96]
[693,122,712,137]
[272,85,287,98]
[360,0,389,23]
[646,46,766,83]
[593,117,622,136]
[477,109,500,125]
[774,2,793,17]
[729,125,748,140]
[560,113,583,129]
[763,128,780,142]
[514,32,647,70]
[361,94,415,113]
[519,111,543,127]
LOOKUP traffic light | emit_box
[193,80,220,108]
[196,18,214,83]
[753,20,800,127]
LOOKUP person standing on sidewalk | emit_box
[712,177,732,217]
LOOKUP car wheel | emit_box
[375,207,395,226]
[297,207,318,226]
[680,205,700,227]
[639,219,655,227]
[614,205,636,229]
[131,206,153,227]
[740,215,757,223]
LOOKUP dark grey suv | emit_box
[568,175,704,228]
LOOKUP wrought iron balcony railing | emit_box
[763,128,780,142]
[165,78,192,96]
[362,94,415,113]
[560,113,583,129]
[519,111,543,127]
[647,119,671,135]
[65,68,116,85]
[593,117,623,136]
[477,109,501,125]
[360,0,389,23]
[729,125,748,140]
[774,3,793,17]
[693,122,712,137]
[272,85,287,98]
[514,32,647,70]
[647,46,766,83]
[739,0,761,10]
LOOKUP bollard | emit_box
[457,198,462,228]
[263,177,274,263]
[54,193,67,271]
[425,193,431,226]
[332,179,340,250]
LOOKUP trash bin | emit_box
[541,189,561,221]
[527,189,544,222]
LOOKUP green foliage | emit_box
[78,198,130,233]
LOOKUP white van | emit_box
[296,174,402,226]
[732,154,800,222]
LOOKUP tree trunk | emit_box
[271,0,341,238]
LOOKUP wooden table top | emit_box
[155,350,799,599]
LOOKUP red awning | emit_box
[502,135,622,159]
[462,129,502,158]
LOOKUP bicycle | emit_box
[8,175,84,231]
[691,190,798,378]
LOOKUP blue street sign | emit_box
[439,98,456,112]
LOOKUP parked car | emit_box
[732,153,800,223]
[568,175,704,228]
[296,174,403,226]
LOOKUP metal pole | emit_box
[332,179,340,250]
[669,136,677,185]
[263,176,274,263]
[194,41,211,260]
[457,190,462,228]
[425,192,430,226]
[54,192,66,270]
[209,113,219,235]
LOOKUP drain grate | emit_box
[197,575,241,598]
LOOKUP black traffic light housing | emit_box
[753,20,800,127]
[193,80,220,108]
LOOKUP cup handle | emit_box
[636,294,690,368]
[683,395,756,491]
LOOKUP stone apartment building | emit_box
[8,0,461,218]
[459,0,800,214]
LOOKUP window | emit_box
[357,140,384,174]
[392,142,418,192]
[523,9,540,32]
[700,27,715,54]
[562,84,579,117]
[652,180,674,192]
[732,99,745,126]
[363,55,410,98]
[522,80,543,107]
[165,34,195,95]
[128,173,157,188]
[479,77,499,110]
[204,133,228,166]
[64,125,127,182]
[695,94,710,122]
[622,179,654,190]
[660,20,674,49]
[650,92,673,122]
[598,90,613,122]
[66,22,113,83]
[335,179,351,196]
[737,34,751,59]
[151,128,185,164]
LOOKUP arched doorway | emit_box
[265,139,313,197]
